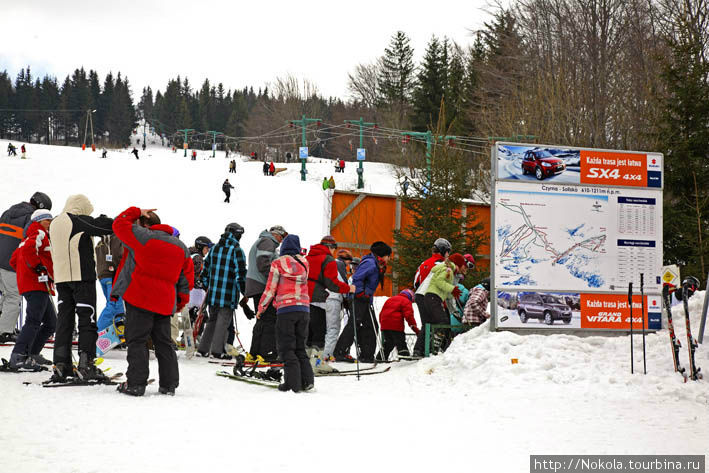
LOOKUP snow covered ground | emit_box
[1,137,707,472]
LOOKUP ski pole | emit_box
[640,273,646,375]
[368,301,385,361]
[628,282,634,374]
[351,295,360,380]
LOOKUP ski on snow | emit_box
[681,283,703,381]
[662,285,687,381]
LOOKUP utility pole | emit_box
[401,131,459,182]
[206,131,223,158]
[83,109,96,151]
[344,117,376,190]
[177,128,195,157]
[288,114,321,181]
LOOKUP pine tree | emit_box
[656,8,709,277]
[393,102,486,288]
[410,36,447,131]
[378,31,416,122]
[0,71,13,139]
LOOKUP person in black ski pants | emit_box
[223,179,234,203]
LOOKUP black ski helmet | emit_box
[225,222,244,239]
[433,238,451,256]
[195,236,213,251]
[682,276,700,298]
[30,191,52,210]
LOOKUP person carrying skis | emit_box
[131,147,139,159]
[305,236,355,370]
[257,234,314,392]
[462,278,490,328]
[95,235,125,332]
[411,238,450,357]
[222,179,234,203]
[244,225,287,363]
[48,194,114,381]
[269,161,275,176]
[111,207,193,396]
[333,241,391,362]
[6,210,56,370]
[322,249,354,361]
[0,191,52,343]
[198,222,247,359]
[378,288,419,360]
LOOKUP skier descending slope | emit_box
[256,234,314,392]
[111,207,194,396]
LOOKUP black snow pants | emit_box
[125,302,179,389]
[250,297,277,360]
[276,311,313,392]
[53,281,97,364]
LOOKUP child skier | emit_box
[378,288,419,360]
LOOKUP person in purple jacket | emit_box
[333,241,391,362]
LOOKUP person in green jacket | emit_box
[322,177,329,191]
[424,253,466,353]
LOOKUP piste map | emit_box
[495,188,609,292]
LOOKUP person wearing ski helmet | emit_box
[178,236,213,342]
[0,191,52,342]
[379,288,419,360]
[197,222,246,359]
[243,225,287,363]
[411,238,451,356]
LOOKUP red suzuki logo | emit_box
[652,158,656,164]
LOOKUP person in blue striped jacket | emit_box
[197,222,247,358]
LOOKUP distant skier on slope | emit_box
[222,179,234,203]
[131,147,139,160]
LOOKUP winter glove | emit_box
[34,264,47,275]
[412,326,421,335]
[240,297,255,320]
[452,287,462,299]
[176,293,189,312]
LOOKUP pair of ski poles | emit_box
[628,273,647,374]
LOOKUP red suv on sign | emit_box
[522,149,566,180]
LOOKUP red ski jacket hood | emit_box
[10,221,55,295]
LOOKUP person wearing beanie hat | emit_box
[6,208,56,370]
[257,234,314,392]
[334,241,391,362]
[378,288,419,360]
[305,235,355,371]
[0,191,53,342]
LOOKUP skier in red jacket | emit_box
[6,210,56,371]
[379,289,419,359]
[111,207,194,396]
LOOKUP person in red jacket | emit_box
[269,161,275,176]
[379,288,419,360]
[6,210,56,371]
[111,207,194,396]
[305,236,354,353]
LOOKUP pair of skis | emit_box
[663,283,702,381]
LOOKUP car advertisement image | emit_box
[497,144,580,182]
[496,291,662,330]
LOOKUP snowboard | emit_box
[96,315,125,357]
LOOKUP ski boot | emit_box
[244,352,266,365]
[76,352,109,382]
[30,353,52,366]
[8,352,44,372]
[117,382,146,396]
[158,384,177,396]
[46,363,75,383]
[431,330,446,355]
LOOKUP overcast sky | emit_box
[0,0,496,100]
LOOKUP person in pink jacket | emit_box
[257,234,314,392]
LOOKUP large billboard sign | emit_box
[491,142,663,331]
